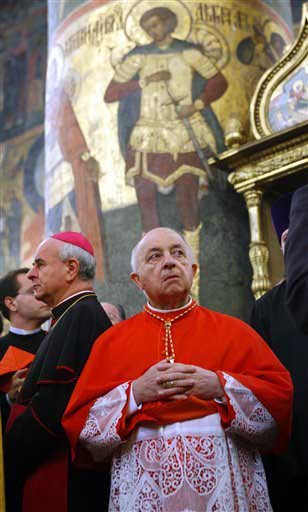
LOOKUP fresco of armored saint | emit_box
[105,6,228,234]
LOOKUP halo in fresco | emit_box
[125,0,192,45]
[262,18,288,59]
[191,24,230,70]
[63,68,82,103]
[46,44,65,99]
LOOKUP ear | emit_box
[4,296,17,313]
[65,258,80,282]
[192,263,198,277]
[130,272,143,291]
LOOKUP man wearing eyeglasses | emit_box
[0,268,51,426]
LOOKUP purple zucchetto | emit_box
[51,231,94,256]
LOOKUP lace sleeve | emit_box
[79,382,129,462]
[223,373,278,449]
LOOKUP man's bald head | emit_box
[130,228,197,310]
[131,228,195,273]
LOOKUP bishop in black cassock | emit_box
[4,232,112,512]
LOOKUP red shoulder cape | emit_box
[62,306,293,459]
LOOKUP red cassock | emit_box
[63,302,293,511]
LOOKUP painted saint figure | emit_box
[46,53,106,282]
[105,6,228,296]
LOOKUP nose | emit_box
[162,252,176,268]
[148,28,157,38]
[27,266,37,280]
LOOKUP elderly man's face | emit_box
[27,238,70,307]
[131,228,197,308]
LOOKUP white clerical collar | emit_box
[10,326,42,335]
[147,297,192,314]
[54,290,94,308]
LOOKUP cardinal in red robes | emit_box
[63,227,293,512]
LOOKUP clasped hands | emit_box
[132,360,224,406]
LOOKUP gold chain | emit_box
[144,302,197,363]
[51,293,96,329]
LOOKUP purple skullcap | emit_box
[51,231,94,256]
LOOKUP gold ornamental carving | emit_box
[251,3,308,139]
[223,0,307,298]
[255,145,308,173]
[244,189,262,209]
[229,141,308,187]
[243,189,271,298]
[226,126,307,299]
[224,4,307,298]
[248,242,271,299]
[224,113,247,149]
[228,166,258,187]
[226,121,308,197]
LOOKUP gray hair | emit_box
[59,242,96,280]
[130,228,195,272]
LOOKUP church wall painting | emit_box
[0,2,47,275]
[46,0,293,318]
[0,129,45,274]
[0,7,46,142]
[268,66,308,131]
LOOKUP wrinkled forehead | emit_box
[34,238,59,260]
[138,229,187,257]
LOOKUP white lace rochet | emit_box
[80,374,276,511]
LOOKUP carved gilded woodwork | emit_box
[223,121,307,298]
[251,3,308,139]
[224,2,308,298]
[227,123,308,192]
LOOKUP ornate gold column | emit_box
[243,189,271,298]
